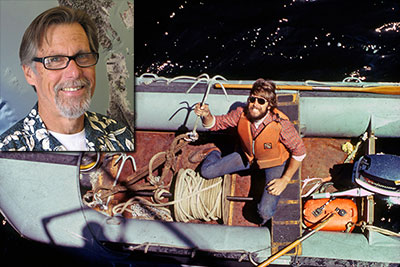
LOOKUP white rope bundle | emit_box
[110,168,224,223]
[174,168,223,223]
[112,196,174,221]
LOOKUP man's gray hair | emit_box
[19,6,99,67]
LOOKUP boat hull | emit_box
[1,147,400,265]
[135,77,400,138]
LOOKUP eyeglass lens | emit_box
[44,53,97,69]
[249,96,266,105]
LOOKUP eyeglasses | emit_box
[32,52,99,70]
[248,96,267,105]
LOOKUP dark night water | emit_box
[135,0,400,82]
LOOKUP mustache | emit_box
[247,104,262,111]
[54,78,91,93]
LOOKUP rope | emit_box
[92,133,224,223]
[112,196,173,221]
[355,221,400,237]
[148,151,167,186]
[364,225,400,237]
[111,168,225,223]
[301,177,324,198]
[174,169,223,222]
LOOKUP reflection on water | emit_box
[135,0,400,82]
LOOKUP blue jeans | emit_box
[200,150,286,224]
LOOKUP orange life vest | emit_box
[237,109,290,168]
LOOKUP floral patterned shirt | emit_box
[0,103,134,151]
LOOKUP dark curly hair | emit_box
[250,78,278,112]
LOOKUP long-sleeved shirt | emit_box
[205,106,306,159]
[0,103,134,151]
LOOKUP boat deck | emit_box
[132,130,350,229]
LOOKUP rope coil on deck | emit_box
[174,168,223,222]
[84,133,227,222]
[111,168,225,223]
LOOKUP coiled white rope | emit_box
[112,168,224,223]
[174,169,223,222]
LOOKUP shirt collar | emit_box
[253,110,270,129]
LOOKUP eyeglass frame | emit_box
[248,95,268,105]
[32,52,99,70]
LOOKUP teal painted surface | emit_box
[300,95,400,137]
[301,231,400,263]
[0,157,87,247]
[135,76,400,137]
[0,154,399,264]
[0,155,272,259]
[85,208,272,257]
[135,91,239,131]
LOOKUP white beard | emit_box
[54,78,92,119]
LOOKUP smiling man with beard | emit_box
[0,6,134,151]
[193,78,306,225]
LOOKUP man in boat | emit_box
[194,78,306,225]
[0,6,134,151]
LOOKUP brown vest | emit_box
[237,109,290,168]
